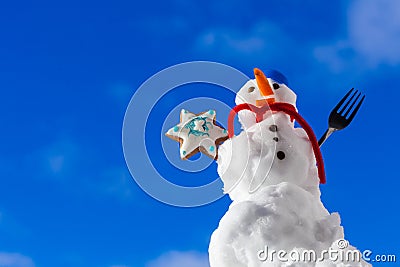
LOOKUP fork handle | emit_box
[318,127,336,146]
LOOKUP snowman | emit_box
[166,68,370,267]
[217,68,325,201]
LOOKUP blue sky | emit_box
[0,0,399,266]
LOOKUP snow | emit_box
[217,112,320,202]
[209,182,341,266]
[209,180,371,266]
[208,79,370,266]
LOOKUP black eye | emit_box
[273,83,280,90]
[248,86,255,93]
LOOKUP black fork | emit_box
[318,88,365,146]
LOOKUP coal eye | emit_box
[273,83,280,90]
[248,86,255,93]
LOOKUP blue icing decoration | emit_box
[184,116,213,137]
[209,110,214,115]
[182,150,186,155]
[173,126,179,132]
[209,146,215,152]
[223,129,227,134]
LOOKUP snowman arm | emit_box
[227,103,267,138]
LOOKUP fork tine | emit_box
[343,91,361,117]
[339,89,358,114]
[347,95,365,122]
[333,88,354,113]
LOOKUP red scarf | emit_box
[227,102,326,184]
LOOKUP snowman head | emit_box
[235,68,297,108]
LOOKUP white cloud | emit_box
[315,0,400,70]
[99,167,134,200]
[35,137,80,177]
[0,252,35,267]
[313,40,356,73]
[146,251,209,267]
[195,21,292,62]
[108,83,132,107]
[134,15,189,38]
[348,0,400,65]
[48,154,65,173]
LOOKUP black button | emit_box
[277,151,285,160]
[273,83,280,90]
[269,125,278,132]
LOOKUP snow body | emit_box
[217,112,320,201]
[209,76,370,267]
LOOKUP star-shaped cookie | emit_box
[165,109,228,160]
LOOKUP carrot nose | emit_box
[254,68,275,105]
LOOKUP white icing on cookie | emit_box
[165,109,228,159]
